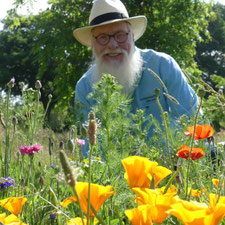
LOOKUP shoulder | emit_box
[140,48,176,66]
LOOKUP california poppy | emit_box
[168,193,225,225]
[0,197,27,216]
[176,145,205,160]
[67,217,98,225]
[132,186,178,224]
[121,156,172,189]
[185,124,214,140]
[0,213,28,225]
[61,182,115,217]
[188,188,202,198]
[125,205,153,225]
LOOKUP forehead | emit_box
[91,21,129,35]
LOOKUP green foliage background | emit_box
[0,0,224,130]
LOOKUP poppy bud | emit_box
[155,88,160,97]
[12,117,18,125]
[67,139,75,152]
[35,80,42,89]
[7,77,15,88]
[59,141,64,150]
[48,94,53,100]
[198,88,205,98]
[39,176,44,186]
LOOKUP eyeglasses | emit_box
[94,31,129,45]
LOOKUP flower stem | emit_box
[185,93,204,199]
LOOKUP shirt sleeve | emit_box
[159,55,199,119]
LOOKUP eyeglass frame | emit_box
[93,31,130,46]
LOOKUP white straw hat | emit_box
[73,0,147,47]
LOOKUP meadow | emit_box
[0,75,225,225]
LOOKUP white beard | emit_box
[92,46,143,95]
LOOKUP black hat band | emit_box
[90,12,128,26]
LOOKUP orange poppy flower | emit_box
[0,213,28,225]
[0,197,27,216]
[125,205,153,225]
[185,124,214,140]
[188,188,202,198]
[67,217,98,225]
[168,193,225,225]
[176,145,205,160]
[212,179,224,188]
[61,182,116,217]
[121,156,172,189]
[132,186,179,224]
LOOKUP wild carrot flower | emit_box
[185,124,214,140]
[121,156,172,189]
[0,196,27,216]
[67,217,98,225]
[125,205,153,225]
[0,177,15,190]
[176,145,205,160]
[132,185,178,224]
[19,144,42,155]
[0,213,28,225]
[61,182,116,217]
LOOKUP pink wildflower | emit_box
[76,138,85,146]
[19,144,42,155]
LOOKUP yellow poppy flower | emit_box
[0,197,27,216]
[168,193,225,225]
[61,182,116,217]
[121,156,171,189]
[0,213,28,225]
[132,185,178,224]
[125,205,153,225]
[67,217,98,225]
[188,188,202,198]
[212,179,224,188]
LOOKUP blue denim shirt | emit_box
[75,48,199,155]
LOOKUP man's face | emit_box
[91,21,134,65]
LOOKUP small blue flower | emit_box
[50,213,57,221]
[0,177,15,190]
[51,163,56,168]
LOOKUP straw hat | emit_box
[73,0,147,47]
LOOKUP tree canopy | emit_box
[0,0,221,123]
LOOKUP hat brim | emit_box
[73,16,147,47]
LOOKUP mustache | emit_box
[99,49,128,58]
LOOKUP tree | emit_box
[0,0,213,121]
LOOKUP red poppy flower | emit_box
[176,145,205,160]
[184,124,214,140]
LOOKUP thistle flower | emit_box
[0,177,15,190]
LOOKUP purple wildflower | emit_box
[76,138,85,146]
[0,177,15,190]
[51,163,56,168]
[19,144,42,155]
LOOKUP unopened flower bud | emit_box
[198,88,205,98]
[155,88,160,97]
[67,139,75,152]
[81,125,87,138]
[7,77,15,88]
[12,117,18,125]
[59,141,64,149]
[35,80,42,89]
[19,82,25,89]
[21,178,25,185]
[48,94,52,99]
[39,176,44,186]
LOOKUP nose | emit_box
[107,36,119,49]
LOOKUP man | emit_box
[73,0,199,154]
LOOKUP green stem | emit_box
[87,144,94,225]
[185,96,203,199]
[90,204,107,225]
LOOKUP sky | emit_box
[0,0,225,30]
[0,0,50,30]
